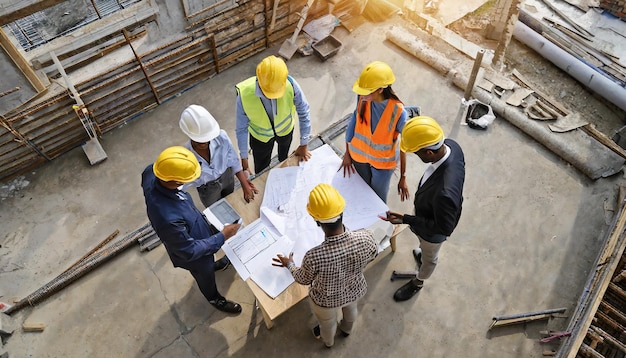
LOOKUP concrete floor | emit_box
[1,19,622,357]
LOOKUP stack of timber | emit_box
[557,187,626,357]
[0,0,298,182]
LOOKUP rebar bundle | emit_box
[5,223,155,315]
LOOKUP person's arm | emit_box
[339,111,357,176]
[397,151,409,201]
[235,169,258,203]
[402,195,459,236]
[159,220,226,262]
[290,77,312,161]
[235,94,251,170]
[272,252,315,285]
[396,109,409,200]
[225,133,258,202]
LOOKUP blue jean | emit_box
[352,161,394,203]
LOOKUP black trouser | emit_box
[249,130,293,173]
[187,258,219,302]
[196,167,234,208]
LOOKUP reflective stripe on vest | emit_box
[236,77,296,143]
[348,97,403,169]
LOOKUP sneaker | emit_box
[312,325,321,339]
[209,297,242,314]
[339,328,350,337]
[214,256,231,271]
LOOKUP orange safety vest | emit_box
[348,97,403,170]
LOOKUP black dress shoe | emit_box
[214,256,231,271]
[412,249,422,269]
[393,279,423,302]
[209,297,242,314]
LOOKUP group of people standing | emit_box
[141,55,466,348]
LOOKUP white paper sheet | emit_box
[222,218,284,281]
[225,144,390,298]
[331,171,389,230]
[248,236,296,298]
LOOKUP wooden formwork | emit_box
[0,0,308,183]
[558,188,626,357]
[0,91,89,179]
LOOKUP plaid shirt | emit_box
[288,228,378,308]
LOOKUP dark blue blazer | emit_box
[403,139,465,243]
[141,165,224,269]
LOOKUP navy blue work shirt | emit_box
[141,165,225,269]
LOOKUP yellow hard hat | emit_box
[307,184,346,222]
[153,146,201,183]
[400,116,445,153]
[256,55,288,99]
[352,61,396,95]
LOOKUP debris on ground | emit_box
[0,176,30,200]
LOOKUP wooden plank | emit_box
[607,282,626,301]
[590,325,626,353]
[600,301,626,326]
[580,342,604,358]
[26,1,157,66]
[0,0,65,26]
[594,310,626,335]
[0,28,46,92]
[21,322,45,332]
[511,69,569,115]
[537,0,593,38]
[581,124,626,161]
[156,66,216,100]
[564,198,626,357]
[40,29,147,77]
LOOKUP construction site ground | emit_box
[1,13,625,358]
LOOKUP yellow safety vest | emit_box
[348,98,403,169]
[236,77,296,143]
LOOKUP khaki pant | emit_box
[416,237,443,281]
[309,298,358,347]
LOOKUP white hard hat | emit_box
[179,105,220,143]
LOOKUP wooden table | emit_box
[225,155,404,329]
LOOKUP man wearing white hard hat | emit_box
[180,104,258,206]
[180,104,259,270]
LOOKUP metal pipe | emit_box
[493,307,567,321]
[513,20,626,112]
